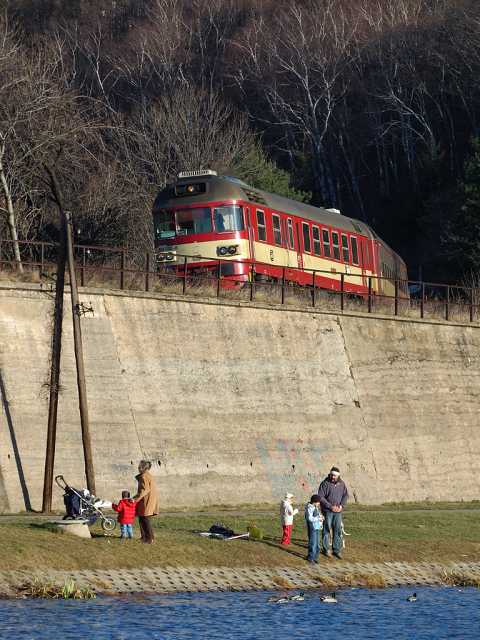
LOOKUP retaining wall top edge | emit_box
[0,280,478,330]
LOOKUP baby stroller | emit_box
[55,475,116,532]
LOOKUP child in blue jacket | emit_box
[304,494,323,563]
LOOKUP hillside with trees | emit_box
[1,0,480,281]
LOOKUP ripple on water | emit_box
[0,586,478,640]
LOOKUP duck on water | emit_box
[268,592,305,604]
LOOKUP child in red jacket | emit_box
[112,491,137,539]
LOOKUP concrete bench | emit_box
[48,519,91,539]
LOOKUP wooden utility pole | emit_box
[64,206,96,494]
[42,174,67,513]
[44,167,96,496]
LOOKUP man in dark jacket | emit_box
[318,466,348,559]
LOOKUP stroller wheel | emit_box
[102,518,117,532]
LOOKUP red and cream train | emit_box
[152,170,408,297]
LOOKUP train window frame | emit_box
[302,222,311,253]
[272,213,282,246]
[287,219,294,249]
[154,209,176,240]
[322,228,331,257]
[312,226,321,256]
[341,234,350,263]
[256,209,267,242]
[213,205,244,233]
[332,231,341,261]
[350,236,359,265]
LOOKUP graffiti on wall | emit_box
[256,438,327,499]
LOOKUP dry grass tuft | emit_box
[312,575,338,589]
[272,576,295,589]
[342,572,387,588]
[441,570,480,587]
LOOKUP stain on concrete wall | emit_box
[0,284,479,512]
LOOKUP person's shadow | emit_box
[260,534,308,560]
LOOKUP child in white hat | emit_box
[280,492,299,545]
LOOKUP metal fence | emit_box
[0,238,478,324]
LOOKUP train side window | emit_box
[302,222,311,253]
[322,229,331,257]
[332,231,341,260]
[287,219,294,249]
[351,236,359,265]
[341,234,350,263]
[312,226,321,256]
[272,214,282,245]
[256,210,266,241]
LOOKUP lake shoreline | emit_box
[1,560,479,599]
[2,503,479,598]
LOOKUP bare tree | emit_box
[233,0,359,204]
[0,16,25,270]
[0,15,114,267]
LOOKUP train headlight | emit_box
[217,245,238,256]
[165,252,175,261]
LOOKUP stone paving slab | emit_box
[1,561,480,596]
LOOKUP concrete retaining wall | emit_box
[0,284,479,512]
[2,561,479,595]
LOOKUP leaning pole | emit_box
[44,167,96,497]
[42,201,67,513]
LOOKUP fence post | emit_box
[281,267,286,305]
[368,277,372,313]
[182,256,188,295]
[80,247,86,287]
[445,285,450,321]
[145,252,150,292]
[420,282,425,319]
[470,287,475,323]
[216,260,222,298]
[250,263,255,301]
[120,250,125,290]
[340,273,345,312]
[394,280,399,316]
[312,271,316,308]
[40,242,45,276]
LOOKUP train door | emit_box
[359,237,368,287]
[246,208,255,263]
[285,218,298,269]
[295,222,304,269]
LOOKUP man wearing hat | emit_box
[318,466,349,559]
[279,492,299,545]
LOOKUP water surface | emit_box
[1,586,478,639]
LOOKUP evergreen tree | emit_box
[441,138,480,274]
[232,145,311,203]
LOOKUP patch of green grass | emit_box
[0,503,479,572]
[18,578,96,599]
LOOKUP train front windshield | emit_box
[155,205,244,240]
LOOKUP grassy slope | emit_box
[1,504,480,572]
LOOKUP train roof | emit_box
[153,173,375,238]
